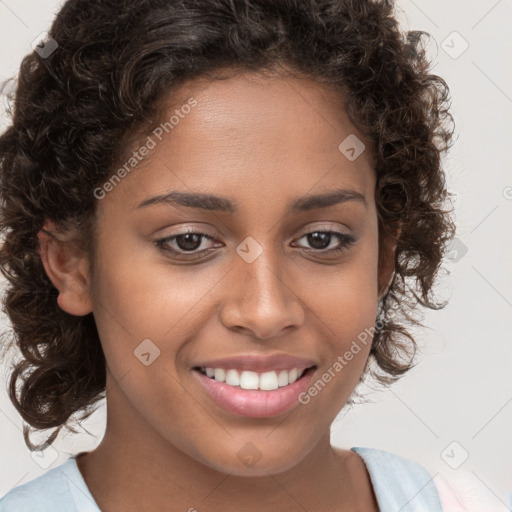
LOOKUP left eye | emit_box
[293,231,356,253]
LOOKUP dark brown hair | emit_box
[0,0,455,450]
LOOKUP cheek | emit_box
[90,233,224,343]
[303,231,379,331]
[298,236,379,400]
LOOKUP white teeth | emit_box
[202,367,307,390]
[277,370,289,387]
[214,368,225,382]
[259,371,279,390]
[225,369,240,386]
[240,371,259,390]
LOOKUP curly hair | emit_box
[0,0,455,450]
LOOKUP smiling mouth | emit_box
[194,366,316,391]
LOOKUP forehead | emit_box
[104,70,375,214]
[164,70,365,159]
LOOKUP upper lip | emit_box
[193,353,317,373]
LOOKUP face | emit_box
[83,71,390,476]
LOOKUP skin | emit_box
[38,70,399,512]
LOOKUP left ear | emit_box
[377,224,401,299]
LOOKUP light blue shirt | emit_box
[0,446,443,511]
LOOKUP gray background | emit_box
[1,0,511,507]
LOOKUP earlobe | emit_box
[37,221,93,316]
[379,269,396,299]
[378,225,401,299]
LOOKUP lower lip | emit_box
[192,368,316,418]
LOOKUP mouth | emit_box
[194,366,314,391]
[191,365,318,418]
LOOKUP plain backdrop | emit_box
[1,0,511,507]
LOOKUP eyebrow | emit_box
[134,188,367,212]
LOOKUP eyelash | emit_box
[154,228,357,260]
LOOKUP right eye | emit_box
[155,230,223,259]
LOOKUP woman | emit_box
[0,0,461,510]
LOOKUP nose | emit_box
[219,247,305,339]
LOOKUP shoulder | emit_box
[0,458,80,512]
[351,445,433,474]
[350,446,443,511]
[351,445,439,481]
[350,446,512,512]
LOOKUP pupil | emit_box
[308,232,330,249]
[177,233,201,251]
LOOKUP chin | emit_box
[190,441,310,477]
